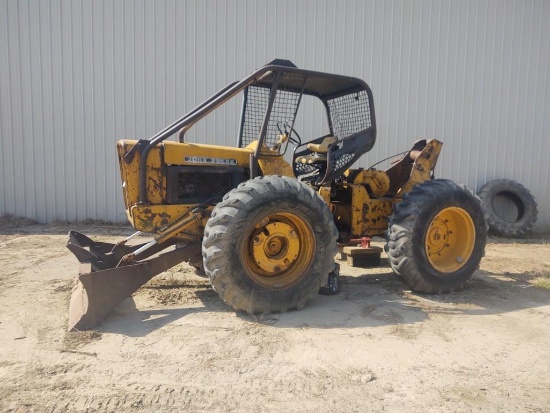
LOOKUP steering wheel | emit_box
[277,122,302,146]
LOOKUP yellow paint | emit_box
[119,139,235,234]
[129,204,206,234]
[318,186,331,207]
[398,139,443,196]
[257,157,295,177]
[245,140,294,177]
[117,136,440,248]
[163,141,253,166]
[117,140,166,211]
[118,138,296,236]
[251,221,300,273]
[425,206,475,273]
[241,212,316,290]
[362,199,393,236]
[348,184,393,237]
[118,139,254,210]
[349,184,369,237]
[306,135,337,153]
[352,170,390,196]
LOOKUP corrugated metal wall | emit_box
[1,0,549,229]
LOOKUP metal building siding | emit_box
[1,0,549,229]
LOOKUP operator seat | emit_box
[295,135,337,165]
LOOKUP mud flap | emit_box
[66,231,201,331]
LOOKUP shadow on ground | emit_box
[90,262,549,337]
[0,217,134,237]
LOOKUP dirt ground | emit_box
[0,219,549,413]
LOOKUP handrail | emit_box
[138,69,273,203]
[136,64,376,204]
[178,81,239,143]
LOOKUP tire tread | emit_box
[387,179,487,293]
[202,176,338,313]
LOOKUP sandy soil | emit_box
[0,219,549,412]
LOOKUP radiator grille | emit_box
[177,172,232,200]
[166,166,245,204]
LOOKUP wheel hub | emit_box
[251,222,301,274]
[425,207,475,273]
[427,218,450,254]
[243,212,316,290]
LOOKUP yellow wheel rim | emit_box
[242,212,315,289]
[425,207,475,273]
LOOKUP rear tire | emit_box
[478,179,538,237]
[202,176,338,313]
[386,179,487,293]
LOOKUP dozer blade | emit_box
[66,231,201,331]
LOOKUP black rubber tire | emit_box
[386,179,487,293]
[478,179,538,237]
[202,176,338,314]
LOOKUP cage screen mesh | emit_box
[334,153,355,169]
[326,90,372,139]
[239,73,305,154]
[294,161,318,175]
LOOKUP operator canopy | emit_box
[239,59,377,184]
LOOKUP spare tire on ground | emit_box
[478,179,538,237]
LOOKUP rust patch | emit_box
[362,203,370,217]
[136,208,173,232]
[148,176,163,193]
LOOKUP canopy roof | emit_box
[253,59,370,100]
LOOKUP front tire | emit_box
[202,176,338,313]
[386,179,487,293]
